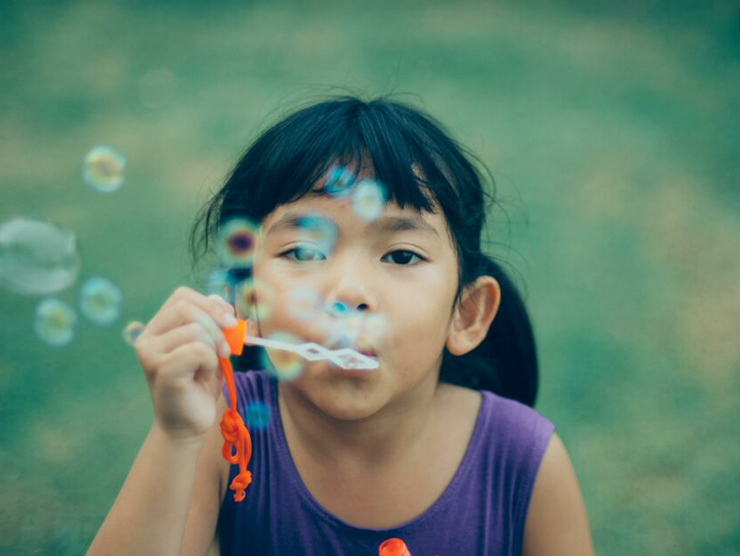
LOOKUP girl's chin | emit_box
[291,370,387,421]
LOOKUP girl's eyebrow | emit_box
[266,212,440,239]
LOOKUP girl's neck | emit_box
[277,373,448,471]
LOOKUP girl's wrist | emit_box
[149,420,208,454]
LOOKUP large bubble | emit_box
[261,330,305,381]
[34,298,78,347]
[0,218,81,295]
[324,309,388,353]
[83,146,126,193]
[79,276,123,326]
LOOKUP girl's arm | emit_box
[522,433,595,556]
[87,287,237,555]
[86,395,226,556]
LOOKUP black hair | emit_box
[190,94,540,407]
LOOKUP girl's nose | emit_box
[320,249,376,313]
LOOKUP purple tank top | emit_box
[218,371,555,555]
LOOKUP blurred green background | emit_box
[1,0,739,553]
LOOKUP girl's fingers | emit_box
[145,301,233,357]
[153,321,231,359]
[145,288,237,339]
[158,340,221,384]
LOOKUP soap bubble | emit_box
[293,213,337,254]
[218,218,258,269]
[34,298,77,347]
[0,217,81,295]
[352,179,387,222]
[122,321,145,345]
[79,276,123,325]
[245,401,271,430]
[324,164,356,198]
[261,330,305,381]
[325,310,387,353]
[325,318,361,350]
[83,146,126,193]
[204,268,230,299]
[287,285,322,321]
[236,277,275,322]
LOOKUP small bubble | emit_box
[324,164,356,197]
[0,217,81,295]
[218,218,258,269]
[35,298,77,347]
[245,401,271,429]
[204,268,230,300]
[261,330,305,381]
[236,277,275,321]
[352,179,387,222]
[122,320,145,345]
[79,276,123,326]
[83,146,126,193]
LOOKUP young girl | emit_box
[88,96,594,555]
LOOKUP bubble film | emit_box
[261,330,305,381]
[83,146,126,193]
[34,298,77,347]
[0,217,81,295]
[79,276,123,326]
[218,218,258,269]
[352,179,387,222]
[122,320,145,345]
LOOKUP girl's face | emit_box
[246,176,460,420]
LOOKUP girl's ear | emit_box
[446,276,501,356]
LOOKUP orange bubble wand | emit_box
[217,318,380,502]
[219,319,252,502]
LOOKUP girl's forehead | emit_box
[260,194,446,238]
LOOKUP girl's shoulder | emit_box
[438,382,556,469]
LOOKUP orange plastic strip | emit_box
[219,320,253,502]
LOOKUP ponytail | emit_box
[439,256,539,407]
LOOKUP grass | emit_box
[1,0,739,553]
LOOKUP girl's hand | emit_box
[133,286,238,444]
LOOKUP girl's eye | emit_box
[279,247,425,266]
[280,246,326,262]
[382,250,424,266]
